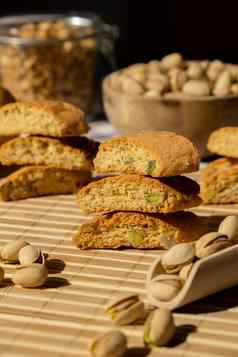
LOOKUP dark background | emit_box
[1,1,238,68]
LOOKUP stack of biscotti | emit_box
[73,131,207,249]
[201,127,238,203]
[0,100,98,201]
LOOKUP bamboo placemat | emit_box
[0,195,238,356]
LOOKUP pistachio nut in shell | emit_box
[179,262,193,281]
[161,53,184,70]
[144,308,175,347]
[195,232,231,258]
[161,242,195,273]
[149,274,182,301]
[91,330,127,357]
[18,245,43,266]
[218,215,238,242]
[12,263,48,288]
[1,239,29,263]
[106,294,145,325]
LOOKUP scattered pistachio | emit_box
[179,262,193,281]
[218,215,238,242]
[195,232,232,258]
[106,294,145,325]
[18,245,43,266]
[91,330,127,357]
[161,242,195,273]
[12,263,48,288]
[144,308,175,347]
[1,239,29,263]
[145,192,165,205]
[128,230,144,247]
[148,274,182,301]
[147,160,156,175]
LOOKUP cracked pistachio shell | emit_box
[12,263,48,288]
[195,232,231,258]
[106,294,145,325]
[149,274,182,301]
[18,245,43,266]
[218,215,238,242]
[91,330,127,357]
[1,239,29,263]
[144,308,175,347]
[161,242,195,273]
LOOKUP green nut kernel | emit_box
[147,160,156,175]
[128,229,144,247]
[145,192,165,205]
[124,157,134,164]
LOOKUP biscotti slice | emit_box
[207,127,238,158]
[73,211,208,249]
[0,166,91,201]
[77,174,202,213]
[200,157,238,203]
[0,100,89,137]
[94,131,199,177]
[0,136,97,170]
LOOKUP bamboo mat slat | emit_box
[0,194,238,356]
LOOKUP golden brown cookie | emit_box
[94,131,199,177]
[0,166,91,201]
[207,127,238,158]
[0,136,98,170]
[77,174,201,213]
[0,100,88,137]
[73,211,208,249]
[200,157,238,203]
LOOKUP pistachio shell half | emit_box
[218,215,238,242]
[12,263,48,288]
[1,239,29,263]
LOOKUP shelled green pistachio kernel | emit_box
[218,215,238,242]
[147,160,156,175]
[195,232,232,258]
[144,308,175,347]
[128,229,144,247]
[1,239,29,263]
[12,263,48,288]
[148,274,183,301]
[18,245,44,266]
[91,330,127,357]
[161,242,195,273]
[106,294,145,326]
[144,192,165,205]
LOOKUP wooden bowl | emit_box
[103,74,238,157]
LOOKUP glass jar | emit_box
[0,13,117,114]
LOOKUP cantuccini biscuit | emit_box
[77,174,201,213]
[73,211,208,249]
[200,157,238,203]
[0,136,99,170]
[0,100,89,137]
[207,127,238,158]
[0,166,91,201]
[94,131,199,177]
